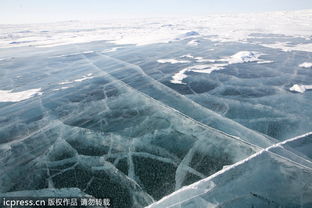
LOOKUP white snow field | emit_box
[1,10,312,49]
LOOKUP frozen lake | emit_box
[0,11,312,208]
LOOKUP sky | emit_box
[1,0,312,24]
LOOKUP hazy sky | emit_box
[1,0,312,24]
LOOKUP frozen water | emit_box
[148,133,312,208]
[157,59,190,64]
[106,36,312,140]
[0,10,312,208]
[0,49,261,208]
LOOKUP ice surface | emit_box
[148,133,312,208]
[106,37,312,140]
[0,10,311,208]
[276,132,312,160]
[84,52,275,148]
[157,59,190,64]
[0,50,262,208]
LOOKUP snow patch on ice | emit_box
[102,47,122,53]
[171,64,226,84]
[194,57,217,63]
[289,84,312,93]
[180,54,195,59]
[262,42,312,53]
[171,51,271,84]
[171,68,189,85]
[222,51,264,64]
[299,62,312,68]
[191,64,227,74]
[187,39,200,46]
[53,86,70,91]
[59,73,94,85]
[0,88,42,102]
